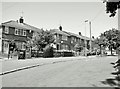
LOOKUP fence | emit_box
[31,50,43,57]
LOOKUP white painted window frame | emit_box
[23,30,26,36]
[15,28,19,35]
[4,26,9,34]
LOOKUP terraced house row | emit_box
[0,17,92,55]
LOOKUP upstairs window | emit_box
[23,30,26,36]
[54,34,57,39]
[74,38,77,42]
[71,37,74,43]
[15,28,19,35]
[18,29,21,35]
[62,35,67,41]
[4,27,9,34]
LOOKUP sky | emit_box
[1,1,118,38]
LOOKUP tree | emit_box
[103,0,120,17]
[103,29,120,55]
[94,35,107,55]
[27,30,55,51]
[103,0,120,58]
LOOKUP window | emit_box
[54,34,57,39]
[71,40,73,43]
[71,37,74,43]
[4,41,8,48]
[22,42,26,49]
[23,30,26,36]
[61,44,69,50]
[15,28,19,35]
[62,35,67,40]
[18,29,22,35]
[4,27,9,34]
[65,45,69,50]
[74,38,77,42]
[16,42,22,49]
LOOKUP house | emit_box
[50,26,71,51]
[0,17,42,55]
[50,26,91,52]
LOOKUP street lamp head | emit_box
[85,20,88,22]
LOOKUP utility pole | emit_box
[85,20,92,54]
[89,21,92,52]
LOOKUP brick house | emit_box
[50,27,71,51]
[0,17,42,54]
[50,26,91,52]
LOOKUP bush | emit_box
[43,45,54,58]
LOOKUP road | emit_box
[2,56,118,87]
[1,56,86,73]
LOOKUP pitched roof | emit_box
[50,29,70,36]
[64,31,90,40]
[50,29,91,40]
[1,20,42,32]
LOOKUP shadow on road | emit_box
[100,62,120,88]
[101,76,120,87]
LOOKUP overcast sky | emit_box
[2,1,118,38]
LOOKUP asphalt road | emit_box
[2,56,118,87]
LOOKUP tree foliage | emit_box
[103,28,120,49]
[103,0,120,17]
[93,34,107,54]
[27,30,55,51]
[94,28,120,55]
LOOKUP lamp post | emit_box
[84,20,88,56]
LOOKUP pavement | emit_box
[0,56,89,75]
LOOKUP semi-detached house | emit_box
[50,26,91,52]
[0,17,42,54]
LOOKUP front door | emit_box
[3,41,9,54]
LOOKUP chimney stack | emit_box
[92,36,94,39]
[79,32,82,35]
[19,17,24,23]
[59,26,62,31]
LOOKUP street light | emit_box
[84,20,88,56]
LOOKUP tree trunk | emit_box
[100,45,102,56]
[110,46,113,55]
[118,47,120,59]
[118,9,120,60]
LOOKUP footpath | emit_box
[0,56,89,75]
